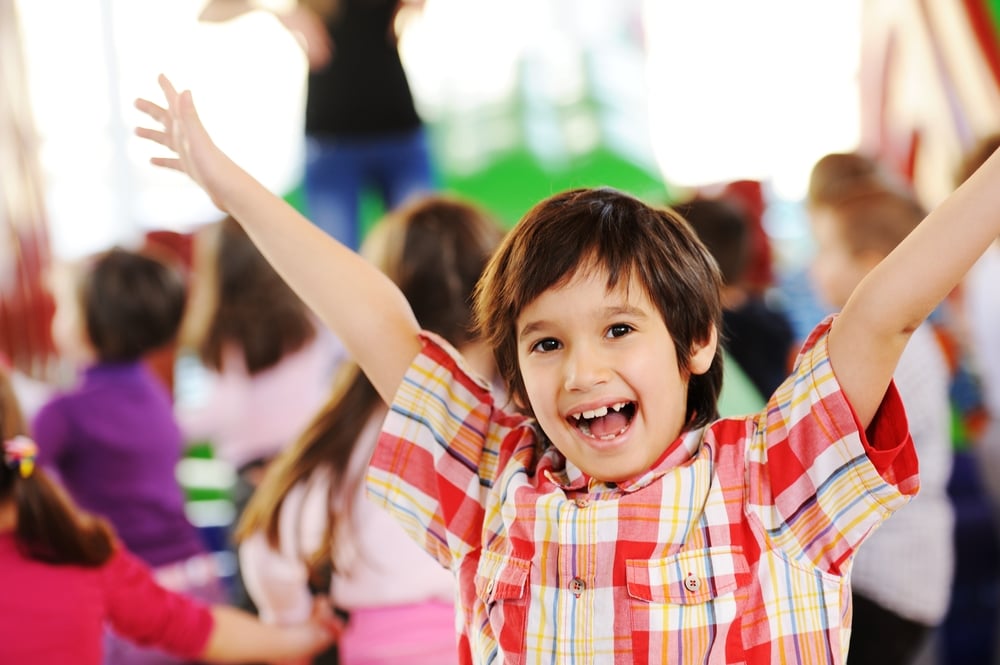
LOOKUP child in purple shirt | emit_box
[32,247,225,665]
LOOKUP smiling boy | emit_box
[369,188,915,664]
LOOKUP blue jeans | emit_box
[304,127,436,249]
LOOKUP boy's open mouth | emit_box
[569,402,636,440]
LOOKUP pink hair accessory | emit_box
[3,435,38,479]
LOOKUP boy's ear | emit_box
[688,325,718,376]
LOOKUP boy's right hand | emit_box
[134,75,233,212]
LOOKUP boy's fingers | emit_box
[135,127,169,146]
[178,90,204,130]
[157,74,179,107]
[134,98,168,124]
[150,157,182,171]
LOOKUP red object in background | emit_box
[0,225,55,379]
[717,180,775,294]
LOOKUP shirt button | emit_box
[574,498,589,508]
[684,574,701,592]
[569,577,586,595]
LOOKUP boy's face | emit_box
[515,265,716,483]
[809,208,872,309]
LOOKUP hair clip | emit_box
[3,435,38,479]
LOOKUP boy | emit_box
[136,74,1000,663]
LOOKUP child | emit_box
[136,74,1000,663]
[807,171,955,664]
[31,247,227,664]
[235,195,504,664]
[176,214,342,609]
[0,367,339,665]
[177,214,340,478]
[677,196,794,402]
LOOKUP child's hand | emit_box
[273,597,344,665]
[310,595,346,641]
[134,75,231,212]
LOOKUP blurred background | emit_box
[2,1,1000,662]
[6,0,998,373]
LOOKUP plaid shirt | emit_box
[368,318,918,664]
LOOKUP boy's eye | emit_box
[531,338,561,353]
[607,324,633,339]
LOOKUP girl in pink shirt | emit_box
[0,367,338,665]
[236,195,504,665]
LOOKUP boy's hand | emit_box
[134,75,230,212]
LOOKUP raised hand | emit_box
[134,75,234,211]
[133,73,422,405]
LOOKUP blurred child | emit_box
[807,171,955,664]
[236,195,504,664]
[137,74,1000,664]
[177,215,340,479]
[176,214,342,611]
[31,247,227,665]
[0,367,338,665]
[678,196,794,401]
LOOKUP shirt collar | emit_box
[541,427,705,494]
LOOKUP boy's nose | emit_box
[563,346,610,392]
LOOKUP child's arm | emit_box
[135,75,420,403]
[829,145,1000,428]
[201,601,340,664]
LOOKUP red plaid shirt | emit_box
[368,318,918,664]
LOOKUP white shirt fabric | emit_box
[850,322,955,624]
[238,412,455,624]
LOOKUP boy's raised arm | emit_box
[829,144,1000,428]
[135,75,420,403]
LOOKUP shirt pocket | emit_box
[626,545,750,605]
[471,548,531,664]
[626,546,751,659]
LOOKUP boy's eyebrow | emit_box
[517,305,649,340]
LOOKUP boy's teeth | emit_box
[573,403,628,420]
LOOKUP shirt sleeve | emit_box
[101,546,214,659]
[367,332,529,569]
[745,316,919,576]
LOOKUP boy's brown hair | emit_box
[474,187,724,435]
[81,247,187,362]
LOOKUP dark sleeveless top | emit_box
[305,0,421,137]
